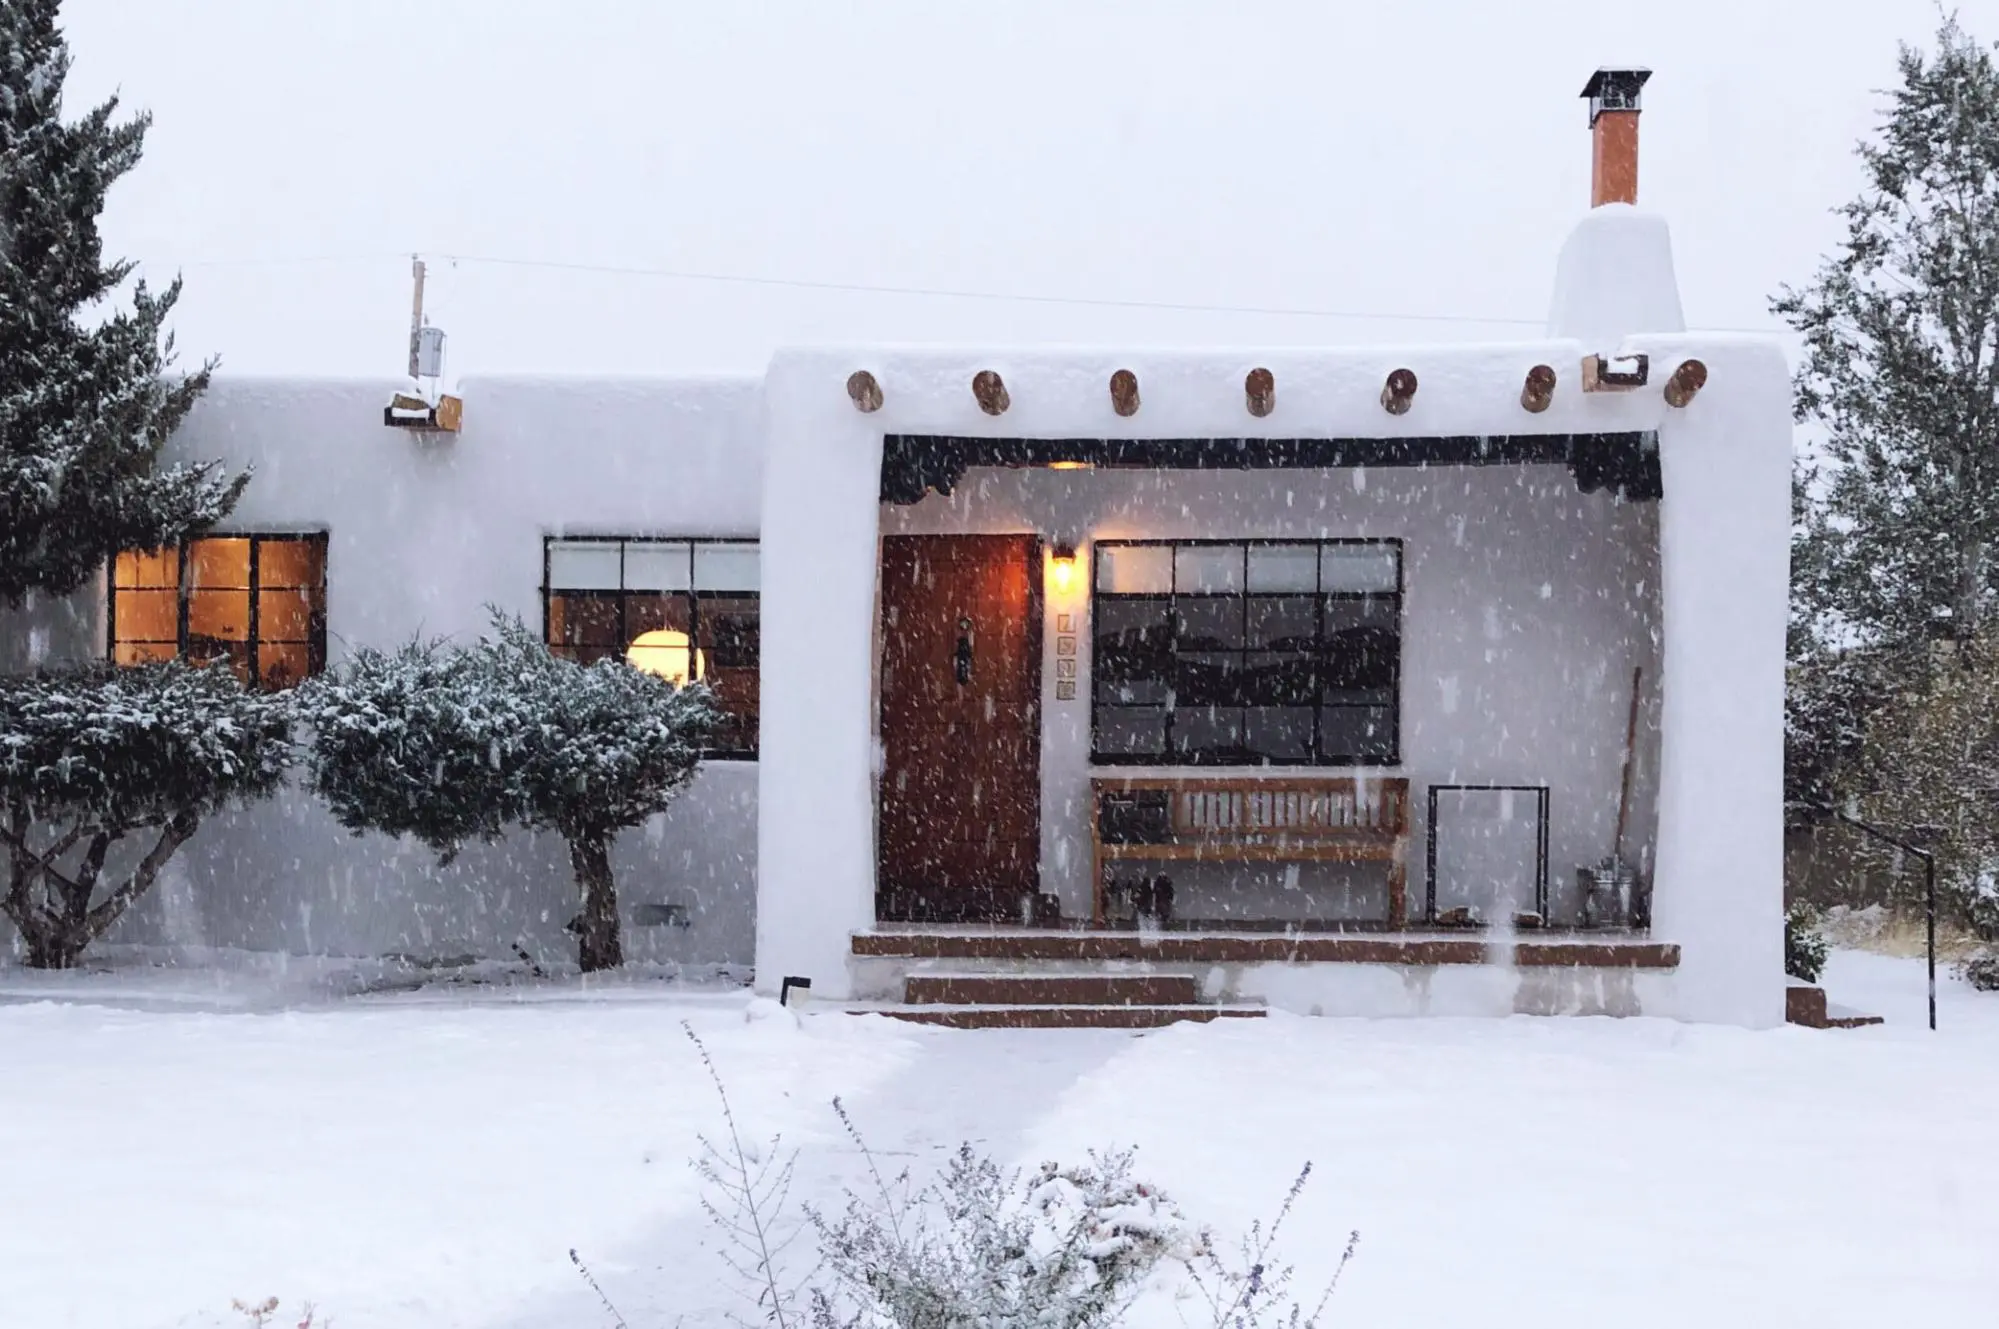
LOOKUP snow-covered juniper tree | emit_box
[0,0,243,605]
[0,661,292,968]
[296,614,717,971]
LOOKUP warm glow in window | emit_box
[110,535,327,690]
[625,629,705,687]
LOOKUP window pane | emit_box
[257,588,317,642]
[699,597,760,670]
[694,544,759,592]
[1096,545,1172,594]
[113,641,178,665]
[1245,595,1317,649]
[1321,705,1396,760]
[258,642,312,691]
[547,593,624,649]
[1323,545,1399,593]
[1244,707,1315,761]
[1094,707,1168,757]
[1175,545,1244,594]
[189,640,250,680]
[698,596,760,754]
[1174,597,1242,650]
[187,589,250,643]
[189,538,251,590]
[257,537,325,589]
[626,593,693,640]
[548,541,623,590]
[1171,706,1245,760]
[623,541,692,591]
[114,548,180,589]
[1176,651,1242,707]
[1093,598,1172,704]
[1323,599,1399,697]
[1241,651,1317,705]
[112,588,178,643]
[1247,544,1318,592]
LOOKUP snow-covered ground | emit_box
[0,949,1990,1328]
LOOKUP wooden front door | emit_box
[877,534,1043,922]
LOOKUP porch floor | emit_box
[852,925,1680,969]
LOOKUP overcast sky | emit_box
[56,0,1999,379]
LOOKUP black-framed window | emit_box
[108,534,329,691]
[543,537,760,759]
[1091,539,1401,766]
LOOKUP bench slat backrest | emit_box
[1097,777,1409,843]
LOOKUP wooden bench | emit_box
[1089,776,1412,928]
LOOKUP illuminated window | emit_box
[543,538,759,758]
[108,534,328,691]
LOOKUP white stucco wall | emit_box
[881,463,1663,927]
[6,374,769,968]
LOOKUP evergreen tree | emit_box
[1775,19,1999,647]
[296,614,719,972]
[0,660,293,968]
[0,1,243,605]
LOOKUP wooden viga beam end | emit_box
[972,369,1010,416]
[1664,358,1708,408]
[1381,368,1418,415]
[1245,367,1275,418]
[846,370,883,413]
[1109,368,1140,417]
[1521,363,1557,413]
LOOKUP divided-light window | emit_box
[108,534,329,691]
[543,538,760,758]
[1091,539,1401,766]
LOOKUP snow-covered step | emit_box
[875,1003,1265,1030]
[903,972,1200,1007]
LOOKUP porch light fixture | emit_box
[1109,369,1140,417]
[1380,368,1418,416]
[1050,543,1080,592]
[1663,358,1708,408]
[846,370,883,413]
[1521,364,1557,414]
[626,629,705,688]
[972,370,1010,416]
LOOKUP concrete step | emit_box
[877,1003,1265,1030]
[903,972,1200,1007]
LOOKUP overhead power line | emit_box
[140,248,1788,336]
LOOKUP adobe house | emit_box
[3,69,1791,1025]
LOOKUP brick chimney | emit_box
[1581,68,1651,207]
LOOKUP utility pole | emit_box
[407,255,427,381]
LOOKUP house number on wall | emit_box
[1054,613,1077,700]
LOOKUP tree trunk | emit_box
[567,833,624,972]
[2,814,197,970]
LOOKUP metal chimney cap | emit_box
[1580,67,1652,99]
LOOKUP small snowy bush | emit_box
[0,661,292,968]
[1959,948,1999,992]
[808,1126,1191,1329]
[1786,903,1830,984]
[296,612,717,970]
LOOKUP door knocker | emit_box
[953,616,974,686]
